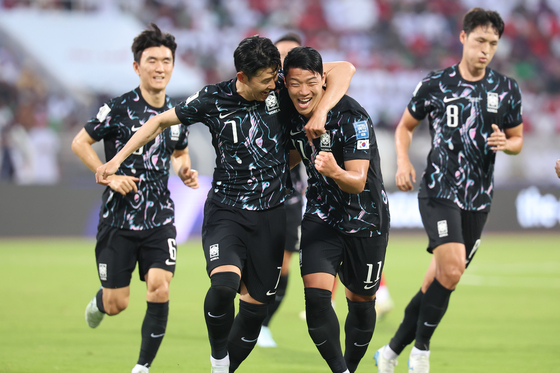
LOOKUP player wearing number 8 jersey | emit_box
[71,24,199,373]
[283,46,390,373]
[374,8,523,373]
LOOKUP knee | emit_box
[438,264,465,287]
[104,297,129,315]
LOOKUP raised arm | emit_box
[304,61,356,141]
[95,108,180,185]
[395,108,422,192]
[314,151,368,194]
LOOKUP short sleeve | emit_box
[407,75,433,121]
[503,79,523,129]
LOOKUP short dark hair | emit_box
[463,8,505,38]
[233,35,281,79]
[283,46,323,78]
[131,23,177,64]
[274,32,302,46]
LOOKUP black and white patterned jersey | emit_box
[84,88,188,230]
[175,78,290,211]
[409,65,523,211]
[287,94,390,237]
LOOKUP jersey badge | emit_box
[98,263,107,281]
[320,131,331,152]
[357,139,369,150]
[209,244,220,261]
[353,120,369,140]
[186,90,200,105]
[96,104,111,122]
[265,92,280,114]
[170,124,181,141]
[487,92,499,113]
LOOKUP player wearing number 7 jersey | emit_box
[71,24,199,373]
[282,46,390,373]
[374,8,523,373]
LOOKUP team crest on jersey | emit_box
[170,124,181,141]
[487,92,499,113]
[265,92,280,114]
[96,104,111,122]
[320,131,331,151]
[209,244,220,261]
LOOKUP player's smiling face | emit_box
[286,67,326,118]
[461,24,500,71]
[134,45,174,94]
[237,67,278,102]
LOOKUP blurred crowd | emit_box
[1,0,559,185]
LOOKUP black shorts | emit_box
[419,197,488,267]
[95,223,177,288]
[284,199,303,253]
[201,199,286,303]
[299,216,388,296]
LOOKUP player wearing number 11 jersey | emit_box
[374,8,523,373]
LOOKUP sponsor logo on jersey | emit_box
[265,92,280,114]
[437,220,448,237]
[487,92,499,113]
[99,263,107,281]
[209,244,220,261]
[96,104,111,122]
[170,124,181,141]
[443,96,461,103]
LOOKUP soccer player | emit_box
[95,35,355,372]
[71,24,199,373]
[555,159,560,178]
[374,8,523,373]
[283,46,390,373]
[257,32,304,349]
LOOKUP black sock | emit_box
[204,273,239,360]
[227,300,268,371]
[389,289,423,355]
[262,274,288,327]
[95,288,106,314]
[137,301,169,367]
[344,298,376,373]
[305,288,347,373]
[414,278,452,351]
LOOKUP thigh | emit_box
[95,224,138,289]
[138,224,177,282]
[339,232,388,297]
[243,204,287,303]
[419,197,464,253]
[461,210,488,267]
[300,216,344,278]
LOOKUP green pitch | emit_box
[0,233,559,372]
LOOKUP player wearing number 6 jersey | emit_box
[374,8,523,373]
[71,24,199,373]
[282,46,390,373]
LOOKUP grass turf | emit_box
[0,233,559,372]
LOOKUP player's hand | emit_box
[179,167,199,189]
[304,112,327,145]
[314,151,339,178]
[488,124,507,151]
[106,175,139,195]
[395,161,416,192]
[555,159,560,179]
[96,161,120,186]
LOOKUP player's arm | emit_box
[488,123,523,155]
[96,108,180,185]
[71,128,139,195]
[289,149,302,169]
[395,108,422,192]
[171,147,199,189]
[314,151,368,194]
[555,160,560,179]
[304,61,356,141]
